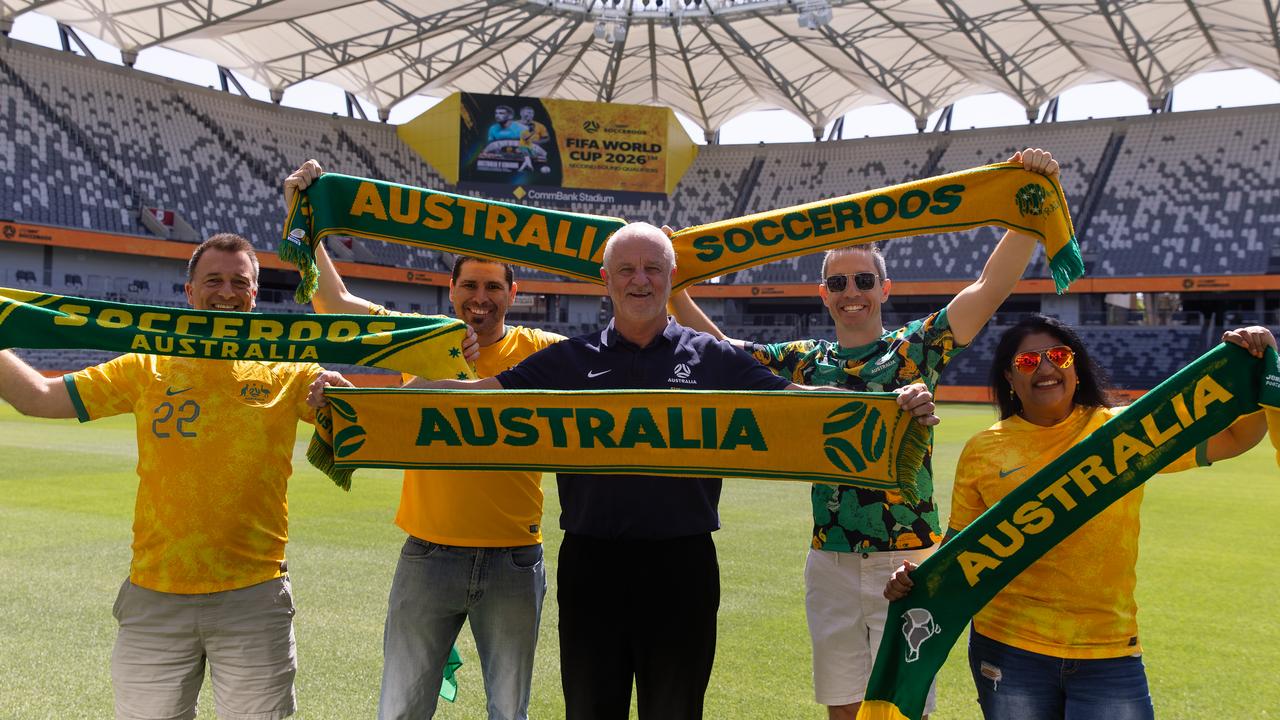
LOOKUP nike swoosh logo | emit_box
[165,387,192,396]
[587,369,612,378]
[999,466,1025,478]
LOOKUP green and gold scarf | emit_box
[281,163,1081,302]
[308,388,928,495]
[0,288,474,379]
[281,175,626,302]
[857,343,1280,720]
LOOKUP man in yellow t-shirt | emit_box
[0,234,322,720]
[285,160,563,720]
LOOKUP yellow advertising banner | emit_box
[397,92,696,205]
[545,96,667,193]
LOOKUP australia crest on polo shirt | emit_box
[667,362,697,386]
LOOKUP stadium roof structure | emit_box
[3,0,1278,134]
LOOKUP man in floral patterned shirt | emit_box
[671,148,1061,720]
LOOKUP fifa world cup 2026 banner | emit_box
[397,92,698,206]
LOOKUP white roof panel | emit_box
[7,0,1275,130]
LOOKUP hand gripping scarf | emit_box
[280,162,1081,303]
[307,388,929,496]
[0,288,474,379]
[857,343,1280,720]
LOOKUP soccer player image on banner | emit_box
[516,105,552,174]
[461,93,562,187]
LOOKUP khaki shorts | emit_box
[805,547,938,711]
[111,576,297,720]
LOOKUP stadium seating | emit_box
[729,135,939,284]
[1089,109,1280,276]
[3,39,1278,390]
[890,122,1113,282]
[4,40,1279,284]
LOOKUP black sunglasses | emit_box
[823,272,879,293]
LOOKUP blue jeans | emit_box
[378,537,547,720]
[968,630,1155,720]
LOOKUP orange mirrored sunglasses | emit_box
[1012,345,1075,374]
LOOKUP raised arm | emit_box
[660,222,740,346]
[307,372,501,408]
[1207,325,1277,461]
[945,148,1060,346]
[784,380,939,427]
[1205,410,1267,462]
[403,376,503,390]
[668,289,736,345]
[284,159,374,315]
[0,350,77,418]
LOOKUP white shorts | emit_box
[111,576,297,720]
[805,547,938,711]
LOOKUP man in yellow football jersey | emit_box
[516,105,550,173]
[285,160,562,720]
[0,233,322,720]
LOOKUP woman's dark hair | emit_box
[990,314,1115,419]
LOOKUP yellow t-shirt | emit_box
[394,324,564,546]
[520,121,549,149]
[65,355,322,594]
[1265,408,1280,467]
[949,405,1206,659]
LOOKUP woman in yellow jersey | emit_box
[885,314,1270,720]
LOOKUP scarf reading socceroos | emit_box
[0,288,474,379]
[307,388,931,498]
[280,162,1081,302]
[856,343,1280,720]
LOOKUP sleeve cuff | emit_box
[62,374,91,423]
[1195,439,1210,467]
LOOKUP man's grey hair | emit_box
[601,222,677,271]
[820,244,887,280]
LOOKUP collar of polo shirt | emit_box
[600,317,682,350]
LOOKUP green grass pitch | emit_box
[1,402,1278,718]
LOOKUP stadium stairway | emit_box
[168,94,275,187]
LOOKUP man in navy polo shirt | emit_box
[309,222,938,719]
[493,223,801,720]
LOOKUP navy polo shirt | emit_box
[496,318,791,540]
